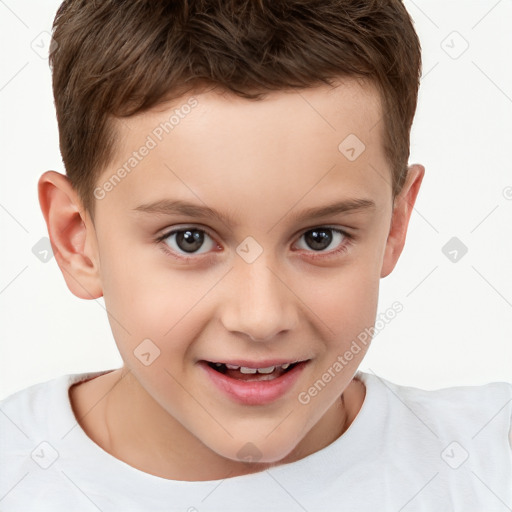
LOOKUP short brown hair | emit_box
[50,0,422,220]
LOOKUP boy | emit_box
[1,0,511,510]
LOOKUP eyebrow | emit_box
[132,197,376,227]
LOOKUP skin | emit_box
[38,78,424,481]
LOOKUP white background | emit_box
[0,0,511,399]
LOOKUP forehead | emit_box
[96,78,389,224]
[133,78,383,150]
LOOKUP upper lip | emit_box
[201,358,310,368]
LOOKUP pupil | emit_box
[177,229,204,253]
[305,229,332,250]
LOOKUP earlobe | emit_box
[38,170,103,299]
[380,164,425,278]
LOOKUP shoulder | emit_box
[358,371,512,445]
[0,370,116,510]
[0,370,112,468]
[360,371,512,413]
[0,374,71,436]
[0,371,110,430]
[399,378,512,426]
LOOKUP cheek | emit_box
[99,231,176,321]
[297,259,380,342]
[99,239,218,370]
[97,241,169,344]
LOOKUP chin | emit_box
[212,435,300,466]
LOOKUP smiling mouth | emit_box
[205,361,302,381]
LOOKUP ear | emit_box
[380,164,425,278]
[37,170,103,299]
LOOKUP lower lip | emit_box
[199,361,309,405]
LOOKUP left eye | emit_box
[295,227,347,252]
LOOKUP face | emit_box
[41,78,423,470]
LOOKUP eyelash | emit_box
[155,226,354,262]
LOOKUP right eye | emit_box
[156,227,218,260]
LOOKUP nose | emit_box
[219,255,299,342]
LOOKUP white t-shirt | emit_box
[1,369,511,512]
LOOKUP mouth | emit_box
[205,361,302,381]
[199,358,311,405]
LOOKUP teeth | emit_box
[257,366,275,374]
[239,366,258,374]
[214,362,295,373]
